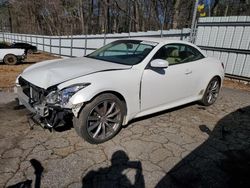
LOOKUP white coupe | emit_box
[15,38,224,143]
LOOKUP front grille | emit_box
[19,77,43,103]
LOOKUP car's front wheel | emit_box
[3,54,18,65]
[73,93,125,144]
[200,77,221,106]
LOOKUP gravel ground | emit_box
[0,92,15,104]
[0,87,250,188]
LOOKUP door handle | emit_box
[185,70,192,75]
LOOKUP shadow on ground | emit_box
[7,159,44,188]
[156,105,250,188]
[82,150,145,188]
[17,61,36,65]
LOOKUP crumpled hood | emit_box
[21,57,131,89]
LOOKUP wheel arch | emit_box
[213,75,222,84]
[89,90,128,116]
[74,90,129,127]
[3,53,17,59]
[208,75,222,87]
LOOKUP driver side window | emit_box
[152,44,204,65]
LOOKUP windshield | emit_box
[86,40,157,65]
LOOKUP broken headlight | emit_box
[60,83,90,106]
[46,83,90,106]
[46,91,60,104]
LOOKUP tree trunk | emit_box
[7,6,13,33]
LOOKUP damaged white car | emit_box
[15,39,224,143]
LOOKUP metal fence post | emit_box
[103,33,106,46]
[70,35,73,57]
[84,34,87,56]
[50,37,52,53]
[190,0,199,43]
[59,37,61,56]
[160,10,166,38]
[43,36,45,52]
[36,36,38,48]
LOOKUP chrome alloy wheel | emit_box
[87,100,122,140]
[206,78,220,104]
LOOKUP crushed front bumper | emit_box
[15,85,36,113]
[15,85,71,129]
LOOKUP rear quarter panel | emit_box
[197,57,224,98]
[0,49,25,60]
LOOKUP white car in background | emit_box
[15,38,224,144]
[0,48,26,65]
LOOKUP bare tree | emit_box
[0,0,249,35]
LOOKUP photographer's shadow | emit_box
[82,150,145,188]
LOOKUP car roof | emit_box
[124,37,206,57]
[128,37,192,45]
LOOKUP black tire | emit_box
[200,77,221,106]
[73,93,125,144]
[3,54,18,65]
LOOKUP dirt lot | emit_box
[0,52,60,89]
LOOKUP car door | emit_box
[140,43,204,111]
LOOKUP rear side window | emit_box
[182,45,205,62]
[152,43,205,65]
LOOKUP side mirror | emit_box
[150,59,169,68]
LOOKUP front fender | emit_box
[59,69,142,123]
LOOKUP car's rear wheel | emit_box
[73,93,125,144]
[3,54,18,65]
[200,77,221,106]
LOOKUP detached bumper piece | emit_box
[28,109,71,131]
